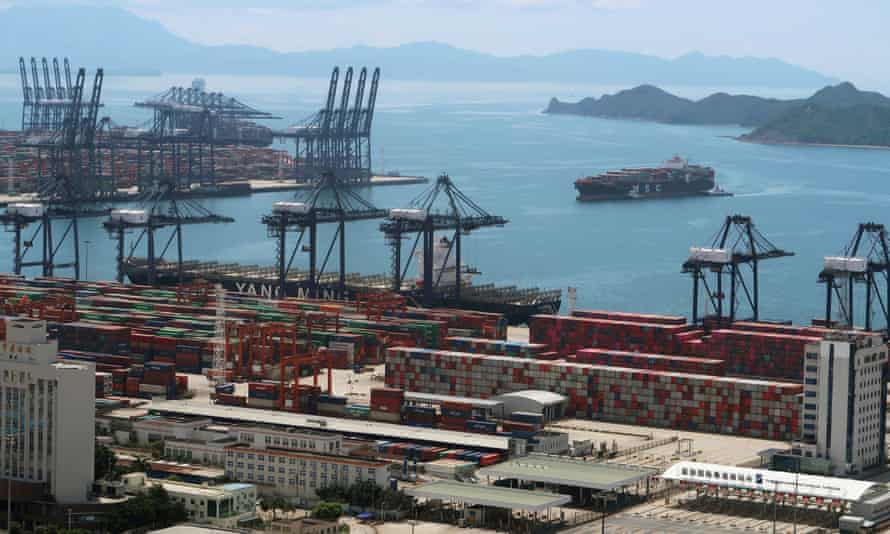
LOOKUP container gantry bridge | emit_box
[18,56,87,133]
[818,223,890,333]
[381,173,508,307]
[683,215,793,324]
[262,172,387,299]
[275,67,380,184]
[2,65,109,279]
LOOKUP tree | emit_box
[104,484,187,533]
[95,444,117,480]
[312,502,343,521]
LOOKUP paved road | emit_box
[562,515,756,534]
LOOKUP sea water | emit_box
[0,73,887,325]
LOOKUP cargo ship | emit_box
[122,259,561,325]
[574,156,726,201]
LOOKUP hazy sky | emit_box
[8,0,890,86]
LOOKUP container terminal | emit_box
[2,58,890,533]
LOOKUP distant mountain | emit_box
[546,86,801,126]
[547,82,890,147]
[0,6,837,87]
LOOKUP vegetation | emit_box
[315,480,414,510]
[312,502,344,521]
[95,444,117,480]
[259,496,297,520]
[547,82,890,147]
[104,484,188,533]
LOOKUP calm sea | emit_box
[0,73,887,325]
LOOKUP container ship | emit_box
[122,259,561,326]
[574,156,726,201]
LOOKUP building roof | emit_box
[404,391,504,409]
[661,461,877,503]
[479,455,656,491]
[150,400,510,451]
[493,390,567,406]
[405,481,570,511]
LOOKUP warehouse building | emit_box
[0,318,94,503]
[794,333,887,476]
[492,391,567,422]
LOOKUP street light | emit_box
[83,240,92,280]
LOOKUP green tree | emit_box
[312,502,343,521]
[95,444,117,480]
[104,484,187,533]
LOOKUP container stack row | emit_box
[446,337,548,358]
[574,348,726,376]
[386,347,802,440]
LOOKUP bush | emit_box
[312,502,343,521]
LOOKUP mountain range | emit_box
[546,82,890,147]
[0,6,836,87]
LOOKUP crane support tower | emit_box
[275,67,380,184]
[683,215,793,325]
[381,173,507,307]
[3,65,109,278]
[262,172,387,299]
[818,223,890,332]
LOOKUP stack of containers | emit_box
[215,393,247,407]
[318,394,348,417]
[111,369,129,395]
[386,348,802,440]
[446,337,547,358]
[572,310,687,325]
[370,388,404,423]
[140,361,176,398]
[59,323,131,354]
[95,372,113,398]
[576,348,726,375]
[248,382,279,409]
[439,401,472,431]
[508,412,544,430]
[530,315,691,356]
[706,330,820,380]
[404,405,437,428]
[465,419,498,434]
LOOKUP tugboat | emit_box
[575,156,726,201]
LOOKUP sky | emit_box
[4,0,890,87]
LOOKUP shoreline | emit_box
[0,174,429,207]
[734,136,890,151]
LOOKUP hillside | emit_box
[0,6,836,87]
[548,82,890,147]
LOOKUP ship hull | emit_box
[124,265,560,325]
[576,177,715,201]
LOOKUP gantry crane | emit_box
[262,172,387,299]
[683,215,793,324]
[380,173,507,307]
[818,223,890,332]
[275,67,380,183]
[2,66,108,278]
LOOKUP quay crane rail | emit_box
[818,223,890,332]
[683,214,793,324]
[380,173,507,307]
[262,172,387,299]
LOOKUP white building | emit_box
[225,444,388,504]
[796,333,888,476]
[0,318,94,503]
[123,473,257,528]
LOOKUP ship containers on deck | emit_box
[572,310,687,326]
[705,329,820,381]
[530,315,691,357]
[576,348,726,376]
[386,347,801,441]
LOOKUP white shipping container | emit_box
[389,208,427,221]
[688,247,731,264]
[273,201,310,214]
[7,203,45,217]
[139,383,167,395]
[823,256,867,273]
[110,209,149,224]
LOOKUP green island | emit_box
[545,82,890,148]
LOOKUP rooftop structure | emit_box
[405,480,570,512]
[661,461,877,503]
[150,400,510,450]
[479,454,655,491]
